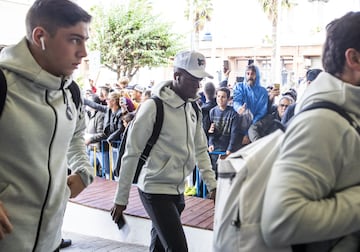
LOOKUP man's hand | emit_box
[84,138,91,145]
[111,204,127,225]
[0,201,13,240]
[208,189,216,204]
[67,174,86,198]
[208,123,215,134]
[208,145,215,152]
[224,69,231,78]
[120,103,128,112]
[269,88,280,102]
[237,103,246,115]
[242,135,251,146]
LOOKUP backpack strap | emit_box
[191,101,200,120]
[0,69,7,117]
[292,102,359,251]
[300,101,360,135]
[133,96,164,183]
[0,72,81,117]
[145,96,164,147]
[68,81,81,109]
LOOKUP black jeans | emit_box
[138,189,187,252]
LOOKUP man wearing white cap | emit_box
[111,50,217,251]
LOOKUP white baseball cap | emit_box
[173,51,213,79]
[133,84,146,93]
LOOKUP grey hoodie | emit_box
[114,80,216,205]
[0,38,93,251]
[261,72,360,251]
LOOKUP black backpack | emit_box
[0,69,81,117]
[114,96,163,182]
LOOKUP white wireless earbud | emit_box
[176,76,179,81]
[40,37,45,51]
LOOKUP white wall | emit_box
[0,0,33,45]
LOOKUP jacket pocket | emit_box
[144,150,175,182]
[0,182,10,197]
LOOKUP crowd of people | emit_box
[83,77,148,179]
[82,56,322,186]
[0,0,359,251]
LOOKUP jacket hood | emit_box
[296,72,360,116]
[152,80,199,108]
[244,65,262,88]
[0,37,73,89]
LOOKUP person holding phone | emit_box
[208,87,243,177]
[111,50,217,251]
[233,64,268,146]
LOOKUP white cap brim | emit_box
[187,69,213,79]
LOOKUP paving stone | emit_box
[61,231,148,252]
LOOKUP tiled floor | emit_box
[61,231,148,252]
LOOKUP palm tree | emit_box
[184,0,213,50]
[259,0,330,83]
[258,0,295,84]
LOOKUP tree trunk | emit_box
[271,0,282,85]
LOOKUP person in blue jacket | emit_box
[232,64,268,145]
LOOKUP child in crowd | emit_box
[208,87,243,177]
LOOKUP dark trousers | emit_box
[138,189,188,252]
[210,154,219,179]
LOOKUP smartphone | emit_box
[236,76,244,83]
[117,214,126,229]
[120,97,127,105]
[223,60,230,73]
[273,83,280,90]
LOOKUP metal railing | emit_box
[89,144,225,199]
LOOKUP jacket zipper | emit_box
[177,103,191,194]
[32,90,57,252]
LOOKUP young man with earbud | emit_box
[0,0,94,251]
[111,51,217,251]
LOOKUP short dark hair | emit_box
[204,82,215,98]
[322,12,360,75]
[306,68,322,82]
[90,94,101,104]
[144,89,152,98]
[216,87,230,99]
[99,86,110,93]
[25,0,92,39]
